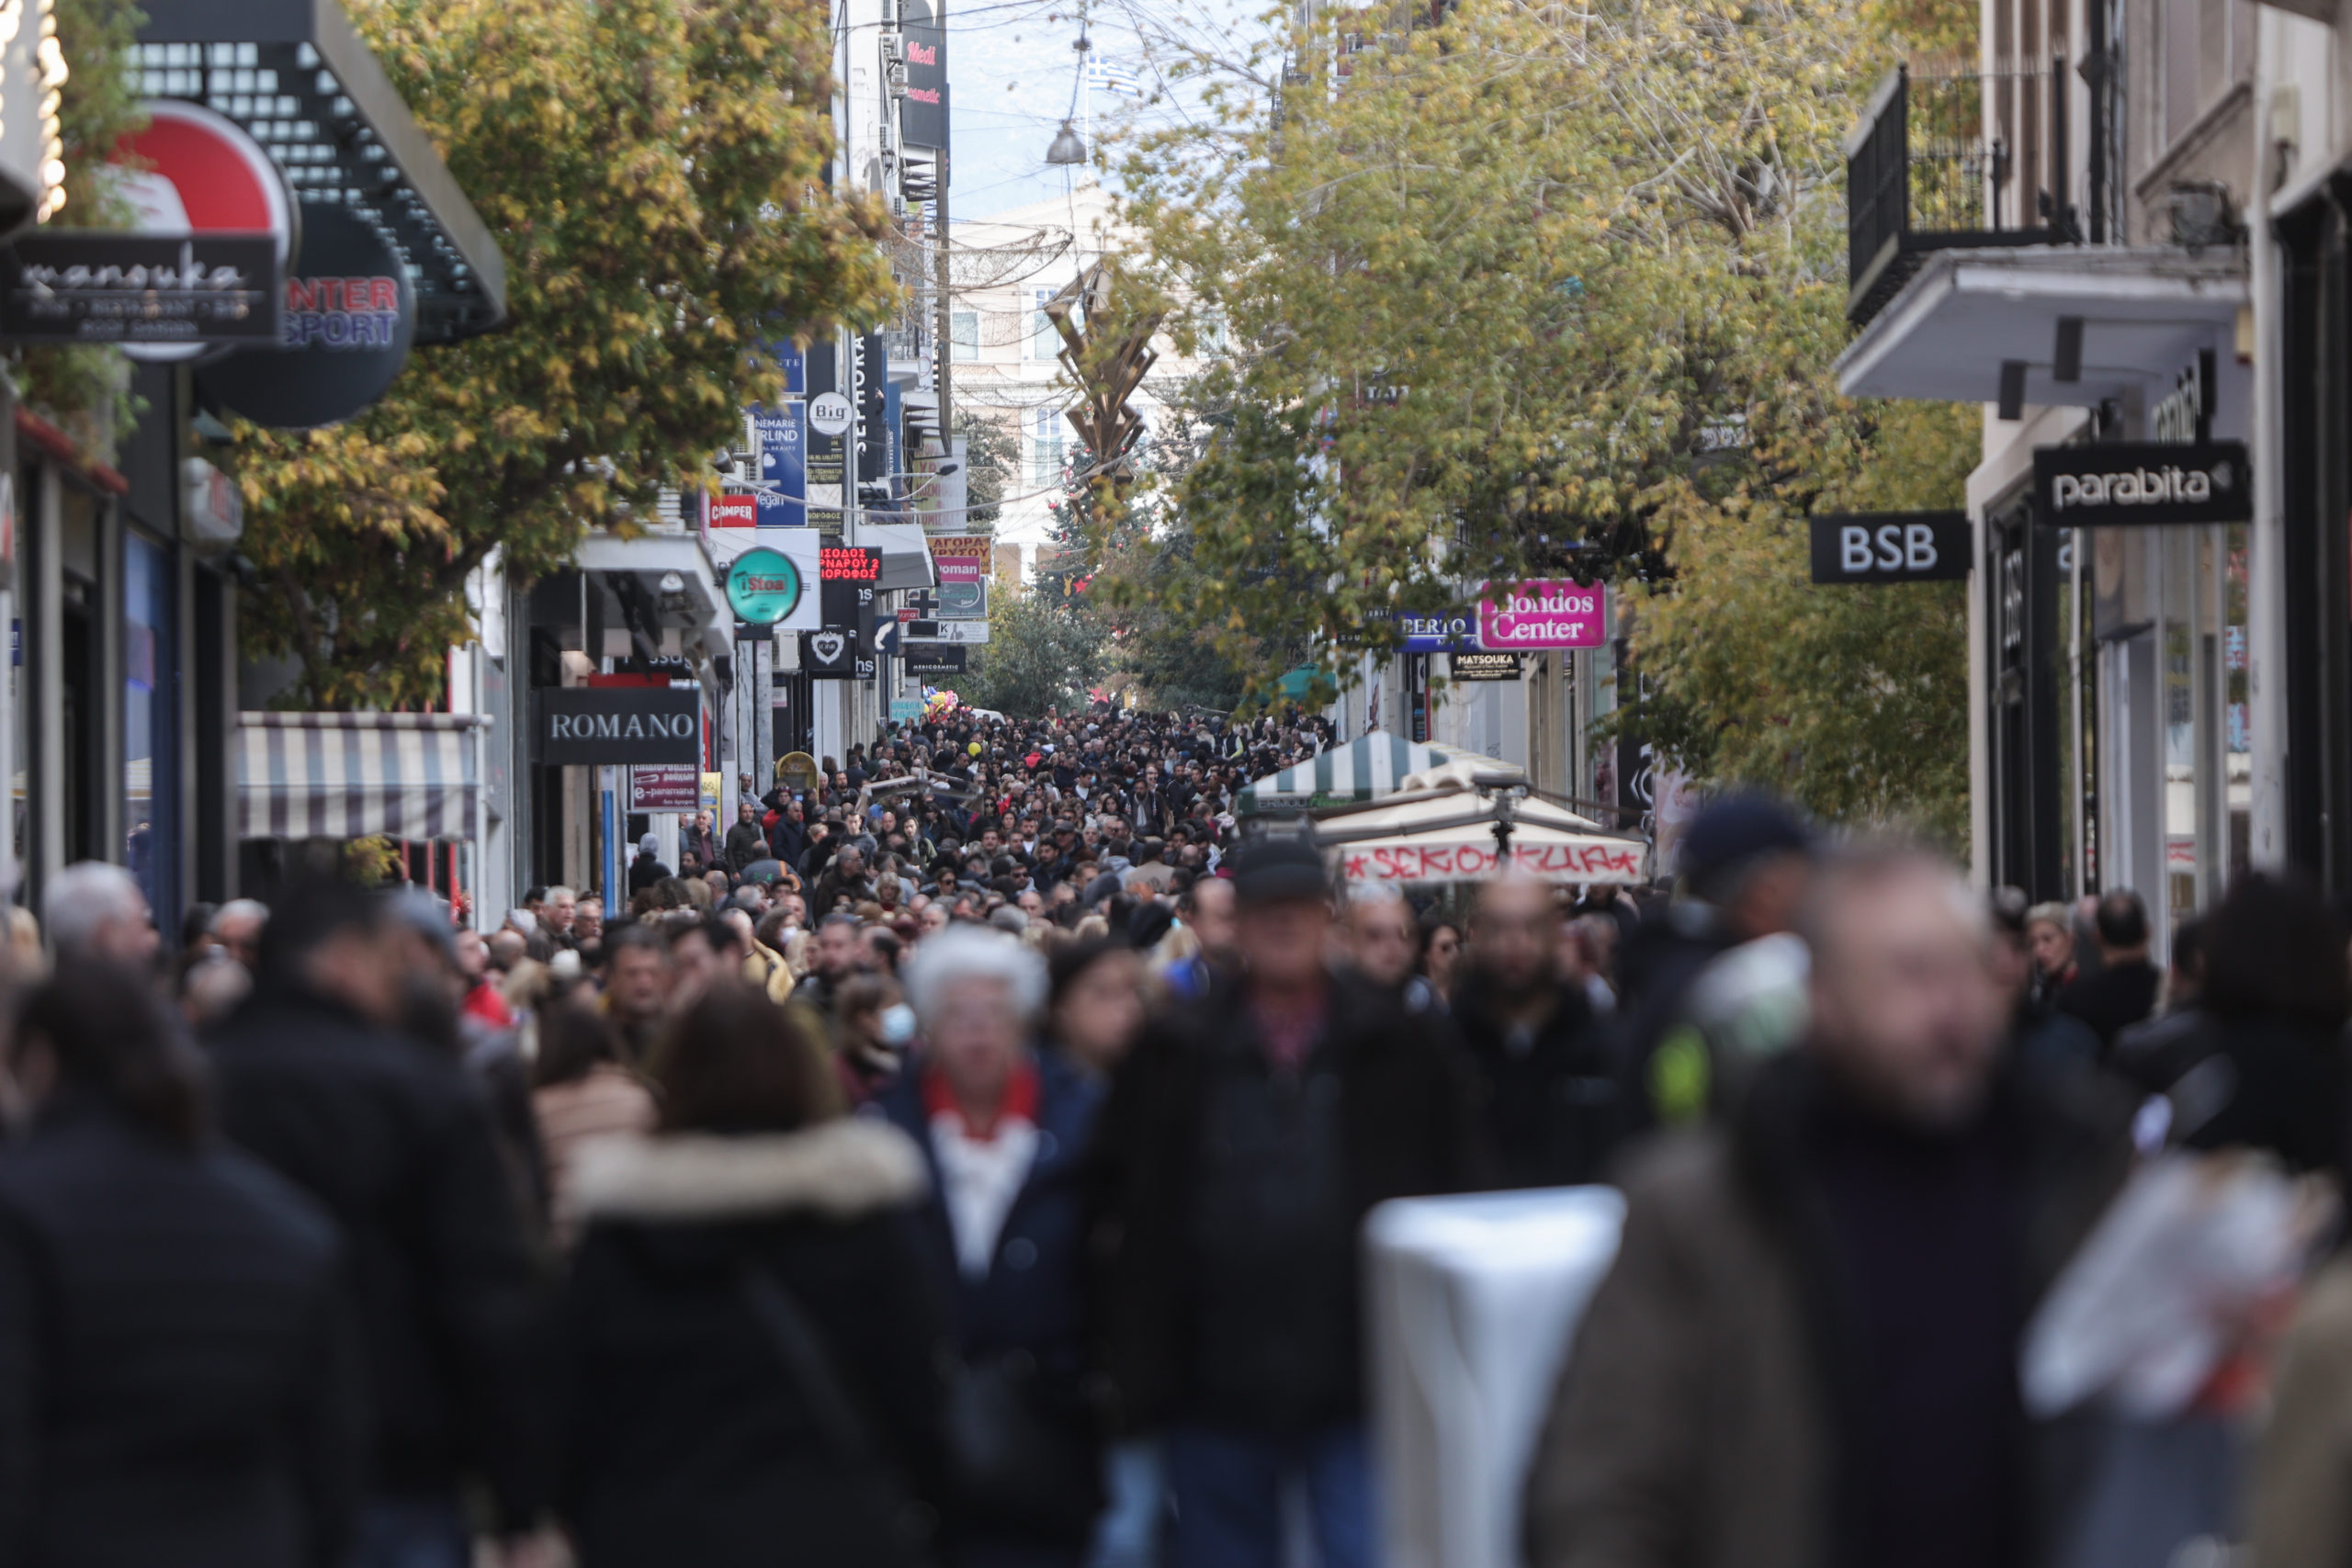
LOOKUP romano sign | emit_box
[2032,442,2252,526]
[534,687,699,766]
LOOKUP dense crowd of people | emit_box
[6,700,2352,1568]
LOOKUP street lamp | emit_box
[1046,118,1087,165]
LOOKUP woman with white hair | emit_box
[880,925,1105,1565]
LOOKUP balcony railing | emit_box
[1846,62,2105,326]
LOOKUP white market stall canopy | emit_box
[1239,733,1461,813]
[240,712,485,841]
[1317,769,1648,886]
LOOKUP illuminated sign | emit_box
[821,545,882,581]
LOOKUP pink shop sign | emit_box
[1476,581,1607,649]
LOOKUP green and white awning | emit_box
[1238,733,1459,814]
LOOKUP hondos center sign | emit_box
[535,687,699,766]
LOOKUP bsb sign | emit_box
[1808,512,1971,584]
[535,687,699,766]
[2033,442,2252,526]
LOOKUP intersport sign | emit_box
[2033,441,2251,527]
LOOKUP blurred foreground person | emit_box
[204,881,548,1568]
[1046,939,1148,1080]
[556,982,949,1568]
[1451,874,1614,1188]
[530,1003,656,1247]
[0,964,361,1567]
[41,862,160,971]
[1340,886,1422,998]
[1525,842,2132,1568]
[885,928,1105,1566]
[1090,836,1485,1568]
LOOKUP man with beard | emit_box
[1451,874,1620,1189]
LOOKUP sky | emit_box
[944,0,1261,219]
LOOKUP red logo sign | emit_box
[709,494,757,528]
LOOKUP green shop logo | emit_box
[727,547,803,624]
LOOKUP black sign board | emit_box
[904,646,967,674]
[902,0,949,150]
[807,339,844,532]
[1448,650,1524,681]
[0,231,281,346]
[1808,512,1972,584]
[855,333,888,485]
[2033,442,2252,526]
[534,686,700,765]
[802,627,877,681]
[198,204,417,431]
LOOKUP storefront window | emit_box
[125,531,173,925]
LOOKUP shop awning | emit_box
[861,523,940,592]
[1836,246,2245,408]
[239,711,485,840]
[133,0,507,342]
[1314,775,1649,886]
[1238,733,1459,813]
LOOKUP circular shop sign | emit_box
[727,547,805,625]
[195,203,415,431]
[807,390,854,438]
[113,100,300,365]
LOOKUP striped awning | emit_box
[239,712,486,841]
[1238,733,1460,814]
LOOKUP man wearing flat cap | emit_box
[1087,834,1488,1568]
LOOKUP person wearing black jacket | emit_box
[723,802,772,877]
[1088,837,1487,1568]
[203,881,548,1568]
[1450,874,1620,1188]
[0,964,363,1568]
[555,982,950,1568]
[626,835,672,897]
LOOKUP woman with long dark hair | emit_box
[0,962,361,1567]
[555,980,949,1567]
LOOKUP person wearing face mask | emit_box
[883,927,1106,1565]
[832,975,917,1105]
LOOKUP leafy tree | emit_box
[949,588,1108,717]
[227,0,897,708]
[1118,0,1976,829]
[955,409,1018,529]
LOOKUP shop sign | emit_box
[108,100,297,363]
[1381,609,1476,652]
[929,535,990,619]
[628,765,699,812]
[1808,512,1970,584]
[1448,650,1524,681]
[821,545,882,581]
[726,547,806,626]
[903,618,990,645]
[1337,839,1645,886]
[535,686,700,765]
[0,231,278,344]
[709,493,757,529]
[752,406,806,527]
[2151,350,2216,446]
[196,205,417,431]
[889,696,924,723]
[1476,581,1605,649]
[904,646,967,674]
[808,389,854,438]
[901,0,948,149]
[779,751,820,793]
[801,626,876,681]
[2033,442,2252,526]
[183,457,243,544]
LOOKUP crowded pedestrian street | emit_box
[3,0,2351,1562]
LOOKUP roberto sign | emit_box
[535,687,699,765]
[2033,442,2252,526]
[1808,512,1970,584]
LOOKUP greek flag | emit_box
[1085,60,1148,98]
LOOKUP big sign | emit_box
[1476,581,1606,650]
[1339,837,1645,886]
